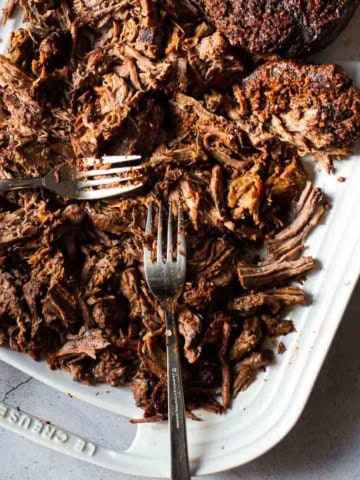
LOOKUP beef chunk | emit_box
[232,350,273,397]
[203,0,360,57]
[49,328,111,361]
[178,306,203,364]
[232,61,360,170]
[261,315,295,336]
[227,287,305,315]
[227,164,263,224]
[230,316,262,362]
[237,257,315,290]
[130,370,167,417]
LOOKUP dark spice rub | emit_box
[0,0,358,420]
[202,0,360,57]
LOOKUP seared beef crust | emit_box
[203,0,360,56]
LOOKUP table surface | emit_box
[0,275,359,480]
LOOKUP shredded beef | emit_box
[0,0,358,420]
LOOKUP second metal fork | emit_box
[0,155,144,200]
[144,202,190,480]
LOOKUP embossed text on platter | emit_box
[0,402,97,457]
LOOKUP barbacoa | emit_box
[0,0,359,421]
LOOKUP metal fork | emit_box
[144,202,190,480]
[0,155,144,200]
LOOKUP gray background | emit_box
[0,278,359,480]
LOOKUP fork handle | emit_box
[0,177,44,191]
[165,305,191,480]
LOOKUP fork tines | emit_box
[144,202,186,265]
[75,155,144,199]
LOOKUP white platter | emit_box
[0,4,360,478]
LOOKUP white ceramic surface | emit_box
[0,4,360,478]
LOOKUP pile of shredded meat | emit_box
[0,0,359,421]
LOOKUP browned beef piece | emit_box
[178,306,203,364]
[227,164,263,224]
[238,257,315,290]
[92,346,139,385]
[209,165,226,218]
[71,36,171,155]
[230,316,262,362]
[0,208,40,244]
[179,176,239,234]
[61,203,86,225]
[49,328,111,361]
[0,145,52,181]
[130,370,167,417]
[75,0,163,56]
[232,350,273,397]
[22,243,83,341]
[183,277,216,310]
[180,179,217,231]
[267,182,329,261]
[185,268,235,307]
[91,296,126,330]
[231,61,360,170]
[265,155,307,205]
[214,313,232,408]
[81,243,123,294]
[261,315,295,336]
[203,0,360,57]
[227,287,305,315]
[22,279,43,326]
[209,164,236,231]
